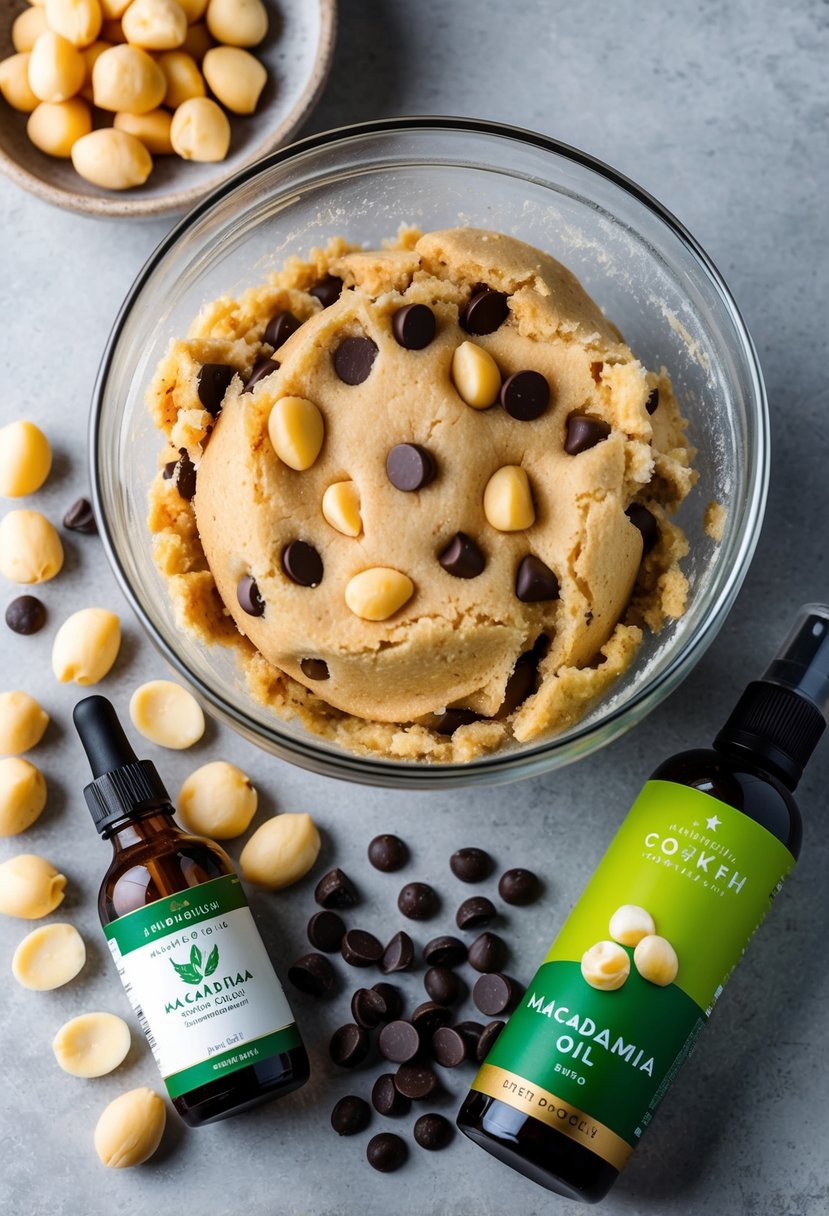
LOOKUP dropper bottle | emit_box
[74,695,309,1126]
[458,604,829,1202]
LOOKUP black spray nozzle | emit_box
[762,604,829,716]
[73,695,170,835]
[74,695,138,778]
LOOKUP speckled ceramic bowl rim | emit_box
[90,117,770,787]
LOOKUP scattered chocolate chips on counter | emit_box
[500,370,550,421]
[331,1095,371,1136]
[282,540,324,588]
[352,987,388,1030]
[564,414,611,456]
[237,574,265,617]
[288,952,336,997]
[424,966,459,1007]
[63,496,97,534]
[381,930,414,974]
[197,363,235,415]
[413,1112,453,1151]
[626,503,660,554]
[411,1001,451,1038]
[334,336,379,385]
[455,895,496,931]
[431,1026,467,1069]
[476,1020,506,1061]
[368,834,408,872]
[422,936,467,968]
[449,847,493,884]
[468,931,507,974]
[398,881,439,920]
[515,554,560,604]
[329,1023,370,1069]
[394,1063,438,1100]
[307,909,346,953]
[366,1132,407,1173]
[341,928,384,968]
[372,1073,410,1117]
[378,1019,421,1064]
[498,867,539,906]
[460,287,509,335]
[386,443,437,493]
[438,532,486,579]
[372,982,403,1021]
[310,274,344,309]
[472,973,524,1017]
[265,309,302,349]
[392,303,436,350]
[315,868,359,909]
[5,595,47,635]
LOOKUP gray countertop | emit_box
[2,2,828,1213]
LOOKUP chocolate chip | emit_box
[564,413,611,455]
[422,935,467,967]
[282,540,323,587]
[455,1021,485,1055]
[411,1001,450,1038]
[372,982,403,1021]
[424,966,459,1007]
[386,443,436,492]
[468,931,507,974]
[310,274,343,309]
[431,1026,466,1068]
[63,497,97,534]
[413,1112,453,1150]
[307,909,345,953]
[162,461,177,480]
[368,834,408,872]
[433,707,481,736]
[626,503,659,553]
[334,336,378,385]
[173,450,196,500]
[378,1019,420,1064]
[438,532,486,579]
[5,596,46,635]
[472,973,523,1017]
[461,287,509,335]
[392,303,436,350]
[456,895,496,931]
[646,387,660,414]
[498,652,540,716]
[341,928,384,968]
[331,1094,370,1136]
[329,1023,369,1068]
[398,882,438,920]
[500,370,550,421]
[449,847,493,883]
[243,356,279,392]
[477,1019,506,1061]
[352,987,388,1029]
[395,1063,438,1100]
[366,1131,407,1173]
[372,1073,410,1117]
[381,930,414,973]
[264,309,302,349]
[315,868,358,909]
[287,952,335,997]
[515,555,560,603]
[197,363,235,415]
[498,867,539,906]
[237,574,265,617]
[300,657,329,681]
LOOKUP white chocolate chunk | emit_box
[0,853,66,918]
[451,340,501,408]
[483,465,535,532]
[94,1088,166,1168]
[0,691,49,755]
[28,31,86,102]
[129,679,205,749]
[321,480,362,537]
[345,568,414,621]
[0,758,47,836]
[121,0,187,50]
[0,54,40,111]
[580,940,630,991]
[205,0,267,47]
[27,97,92,156]
[268,396,325,471]
[0,510,64,583]
[44,0,103,48]
[201,45,265,113]
[52,608,120,684]
[609,903,656,948]
[239,812,321,889]
[54,1011,131,1077]
[633,934,679,986]
[12,922,86,989]
[177,760,257,838]
[170,95,230,161]
[91,44,166,113]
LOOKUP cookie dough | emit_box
[147,228,697,761]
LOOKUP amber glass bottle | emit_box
[75,695,309,1127]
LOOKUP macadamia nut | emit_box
[609,903,657,948]
[206,0,267,46]
[0,510,64,584]
[156,49,204,108]
[27,97,92,156]
[54,1011,131,1076]
[113,108,173,154]
[580,940,630,991]
[202,45,265,113]
[178,0,208,20]
[51,607,120,684]
[0,53,40,111]
[122,0,187,49]
[79,38,111,100]
[99,0,131,18]
[72,128,153,188]
[169,95,229,160]
[0,691,49,755]
[94,1088,166,1168]
[483,465,535,532]
[12,922,86,989]
[92,43,166,112]
[239,812,321,889]
[0,853,66,919]
[177,760,257,838]
[633,934,679,986]
[345,568,414,621]
[451,340,501,408]
[129,679,205,748]
[181,20,212,60]
[27,31,86,102]
[0,421,52,495]
[268,396,325,471]
[44,0,103,48]
[0,758,47,836]
[12,7,48,53]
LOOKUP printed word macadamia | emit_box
[239,812,321,889]
[94,1088,166,1168]
[0,853,66,918]
[580,940,630,991]
[0,421,52,496]
[129,679,205,749]
[53,1011,131,1077]
[12,922,86,989]
[52,607,120,684]
[0,691,49,755]
[0,758,47,836]
[176,760,257,838]
[634,934,679,987]
[608,904,656,948]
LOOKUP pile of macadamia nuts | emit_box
[0,0,270,190]
[580,903,679,991]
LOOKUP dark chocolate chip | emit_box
[646,387,660,414]
[300,657,329,681]
[243,356,279,392]
[500,370,550,421]
[433,707,481,736]
[197,363,235,415]
[468,931,507,974]
[422,935,467,968]
[394,1063,438,1100]
[381,930,414,974]
[515,554,560,603]
[310,274,343,309]
[237,574,265,617]
[372,982,403,1021]
[287,952,335,997]
[173,450,196,501]
[331,1094,370,1136]
[352,987,388,1029]
[329,1023,369,1068]
[456,896,496,931]
[398,882,438,920]
[315,868,358,909]
[63,497,97,534]
[162,460,177,480]
[368,834,408,873]
[449,847,493,883]
[438,532,486,579]
[372,1073,410,1117]
[333,336,378,386]
[455,1021,484,1055]
[282,540,323,587]
[5,595,46,635]
[472,973,523,1017]
[366,1132,407,1173]
[461,287,509,335]
[392,303,436,350]
[477,1019,506,1061]
[498,652,539,716]
[307,909,345,953]
[564,413,611,455]
[413,1112,452,1150]
[341,928,384,968]
[626,503,659,553]
[424,966,459,1007]
[411,1001,451,1038]
[431,1026,466,1068]
[386,443,437,492]
[378,1019,420,1064]
[264,309,302,349]
[498,867,540,906]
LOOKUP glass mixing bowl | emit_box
[91,118,768,788]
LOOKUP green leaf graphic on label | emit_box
[170,943,220,986]
[190,944,202,971]
[203,944,219,977]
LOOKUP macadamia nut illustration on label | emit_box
[581,904,680,991]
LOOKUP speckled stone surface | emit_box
[1,2,829,1214]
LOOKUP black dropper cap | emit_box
[74,695,170,835]
[715,604,829,789]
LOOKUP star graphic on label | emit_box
[706,814,722,832]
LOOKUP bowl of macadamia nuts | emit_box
[0,0,336,217]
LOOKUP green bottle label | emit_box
[471,780,795,1171]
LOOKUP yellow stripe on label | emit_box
[471,1063,634,1172]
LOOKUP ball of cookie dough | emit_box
[54,1011,131,1076]
[0,510,63,584]
[580,940,630,991]
[94,1088,166,1168]
[113,108,173,154]
[0,758,47,836]
[156,49,204,108]
[52,607,120,684]
[12,6,48,53]
[0,54,40,111]
[129,679,205,749]
[0,691,49,755]
[121,0,188,50]
[176,760,257,838]
[0,421,52,496]
[239,812,320,889]
[27,97,92,156]
[633,934,678,987]
[205,0,266,46]
[27,31,86,102]
[201,46,266,113]
[0,853,66,918]
[91,43,166,112]
[44,0,103,48]
[609,904,656,948]
[12,922,86,989]
[72,128,154,188]
[169,95,229,161]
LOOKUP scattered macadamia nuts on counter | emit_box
[121,0,188,50]
[0,691,49,755]
[205,0,267,47]
[0,54,40,111]
[580,940,630,991]
[0,510,64,584]
[202,45,265,113]
[0,758,47,836]
[176,760,257,838]
[27,97,92,156]
[52,607,121,684]
[170,95,230,160]
[239,813,321,889]
[12,922,86,989]
[113,108,173,154]
[0,421,52,496]
[53,1011,131,1077]
[633,934,679,986]
[609,903,657,948]
[28,30,86,101]
[94,1088,166,1168]
[44,0,103,48]
[12,6,48,53]
[129,679,205,748]
[91,43,166,112]
[0,853,66,919]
